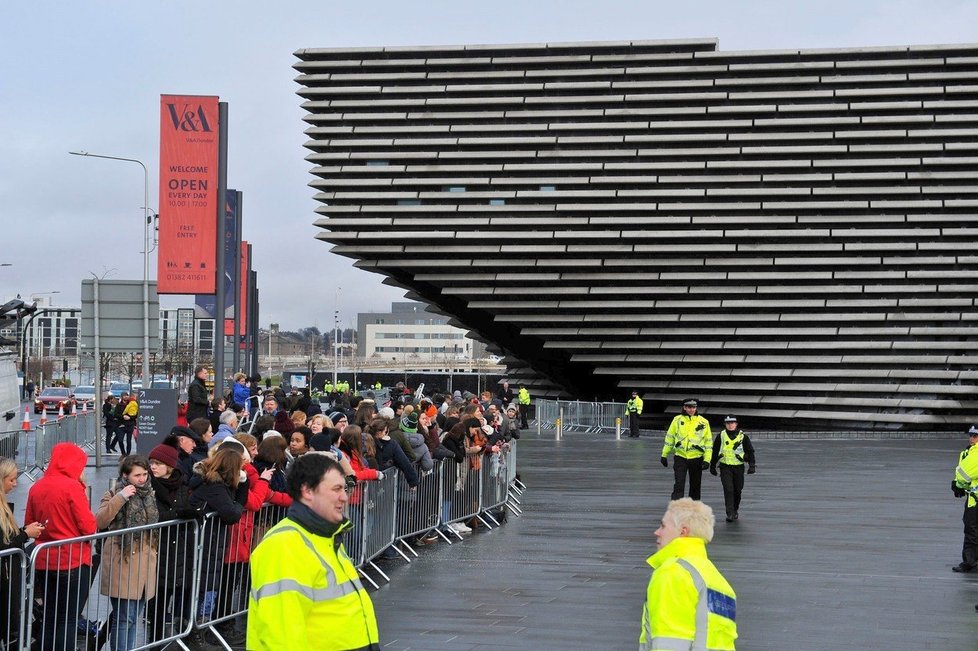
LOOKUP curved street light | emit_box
[69,150,151,384]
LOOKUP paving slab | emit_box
[369,432,977,650]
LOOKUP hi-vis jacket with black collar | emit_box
[247,515,379,651]
[662,414,713,462]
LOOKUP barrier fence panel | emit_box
[395,462,441,552]
[534,399,628,435]
[479,448,510,526]
[343,484,368,571]
[440,457,486,531]
[26,518,199,651]
[0,427,27,476]
[192,511,254,647]
[361,468,399,567]
[0,547,27,651]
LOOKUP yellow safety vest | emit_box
[518,388,530,405]
[718,431,745,467]
[640,536,737,651]
[626,397,644,415]
[247,517,379,650]
[955,444,978,508]
[663,415,712,462]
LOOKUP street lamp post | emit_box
[69,151,151,385]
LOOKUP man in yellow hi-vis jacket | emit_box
[661,399,712,500]
[952,425,978,573]
[248,455,380,650]
[640,498,737,651]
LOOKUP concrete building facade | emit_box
[357,301,483,362]
[295,38,978,429]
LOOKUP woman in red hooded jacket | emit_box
[26,442,98,651]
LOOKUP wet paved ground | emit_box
[367,431,978,650]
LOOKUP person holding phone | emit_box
[0,457,43,648]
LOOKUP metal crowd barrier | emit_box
[440,457,490,533]
[395,463,443,554]
[360,469,401,577]
[535,398,627,435]
[26,518,199,651]
[7,446,524,650]
[9,411,100,482]
[0,547,27,651]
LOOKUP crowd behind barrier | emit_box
[1,445,521,651]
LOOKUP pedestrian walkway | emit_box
[370,432,975,650]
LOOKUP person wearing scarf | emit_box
[96,455,160,651]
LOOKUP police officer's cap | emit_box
[724,415,738,423]
[682,399,698,407]
[969,425,978,436]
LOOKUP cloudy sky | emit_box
[2,0,976,330]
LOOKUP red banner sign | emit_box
[224,241,249,336]
[158,95,220,294]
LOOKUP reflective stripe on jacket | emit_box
[662,415,712,462]
[639,537,737,651]
[247,517,380,650]
[718,431,745,466]
[627,398,644,415]
[956,444,978,508]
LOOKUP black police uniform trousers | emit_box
[963,500,978,568]
[672,456,704,500]
[719,464,746,517]
[628,412,641,438]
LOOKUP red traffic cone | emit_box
[39,410,47,426]
[21,407,30,432]
[57,404,64,420]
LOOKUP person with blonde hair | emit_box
[0,458,43,648]
[640,498,737,650]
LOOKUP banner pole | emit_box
[213,101,229,399]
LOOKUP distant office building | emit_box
[159,308,215,358]
[297,39,978,429]
[357,302,483,361]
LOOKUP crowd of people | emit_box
[0,366,524,651]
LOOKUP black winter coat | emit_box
[374,437,420,487]
[187,378,209,422]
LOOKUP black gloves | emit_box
[660,457,669,468]
[701,461,709,470]
[709,467,718,476]
[748,466,756,475]
[953,480,966,498]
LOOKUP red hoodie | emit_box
[26,443,97,570]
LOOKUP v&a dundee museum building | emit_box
[294,38,978,432]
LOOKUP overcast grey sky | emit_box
[2,0,977,330]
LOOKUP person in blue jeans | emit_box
[95,455,159,651]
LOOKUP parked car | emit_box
[72,385,96,408]
[34,387,75,414]
[108,382,130,398]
